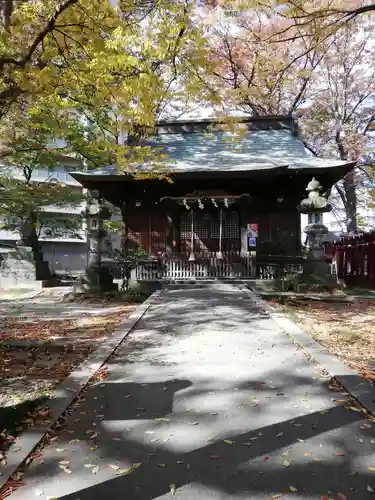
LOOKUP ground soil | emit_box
[0,301,136,457]
[266,297,375,383]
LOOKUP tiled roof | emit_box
[71,117,355,177]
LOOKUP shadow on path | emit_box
[7,285,375,500]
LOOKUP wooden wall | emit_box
[126,206,301,256]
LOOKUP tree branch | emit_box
[0,0,78,72]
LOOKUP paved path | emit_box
[9,284,375,500]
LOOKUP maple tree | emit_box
[0,0,215,167]
[0,0,216,277]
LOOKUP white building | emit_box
[0,159,88,275]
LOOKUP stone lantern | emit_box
[297,178,336,287]
[74,189,117,293]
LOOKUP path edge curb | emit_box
[0,289,164,490]
[244,287,375,417]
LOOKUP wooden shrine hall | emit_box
[71,116,356,281]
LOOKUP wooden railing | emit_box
[134,252,306,281]
[326,232,375,288]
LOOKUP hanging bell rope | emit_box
[189,210,195,262]
[217,207,223,260]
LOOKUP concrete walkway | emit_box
[9,284,375,500]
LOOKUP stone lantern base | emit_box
[73,266,118,294]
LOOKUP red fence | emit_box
[325,232,375,288]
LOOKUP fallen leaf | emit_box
[55,448,67,453]
[276,432,283,438]
[271,495,283,499]
[89,433,99,439]
[116,465,141,475]
[158,463,167,468]
[283,460,290,467]
[333,453,345,457]
[169,484,176,496]
[223,440,234,444]
[367,485,374,493]
[92,465,100,475]
[69,439,80,444]
[109,464,120,470]
[58,461,71,466]
[304,453,311,457]
[338,493,348,500]
[84,464,95,468]
[348,406,362,413]
[58,465,72,475]
[88,446,97,451]
[369,467,375,471]
[209,454,220,459]
[289,486,297,492]
[116,468,131,475]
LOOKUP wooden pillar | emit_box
[166,212,174,257]
[240,207,249,256]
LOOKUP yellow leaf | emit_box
[223,440,234,444]
[116,467,133,475]
[289,486,297,492]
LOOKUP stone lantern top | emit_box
[297,177,332,214]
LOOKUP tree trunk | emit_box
[19,212,52,280]
[335,131,358,234]
[342,171,357,233]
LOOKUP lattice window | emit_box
[223,211,239,239]
[180,210,239,240]
[180,212,191,240]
